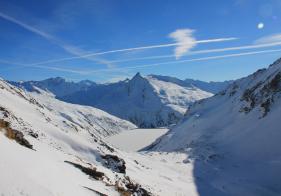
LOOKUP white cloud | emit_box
[169,29,197,59]
[255,33,281,44]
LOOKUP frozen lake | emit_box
[105,128,169,152]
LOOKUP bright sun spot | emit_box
[257,22,264,29]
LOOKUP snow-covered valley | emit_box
[106,128,168,152]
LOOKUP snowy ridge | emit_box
[149,57,281,195]
[10,77,96,97]
[150,74,232,94]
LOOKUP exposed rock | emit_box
[101,154,126,174]
[64,161,104,180]
[0,119,33,149]
[115,176,152,196]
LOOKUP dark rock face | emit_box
[64,161,104,180]
[239,70,281,117]
[115,176,152,196]
[101,154,126,174]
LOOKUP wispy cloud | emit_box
[254,33,281,44]
[0,11,113,68]
[169,29,196,59]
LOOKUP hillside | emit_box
[148,58,281,195]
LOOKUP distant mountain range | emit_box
[11,74,230,127]
[9,77,96,97]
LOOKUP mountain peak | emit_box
[132,72,142,79]
[79,80,96,86]
[130,72,146,83]
[44,77,66,84]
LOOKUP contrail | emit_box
[27,37,237,66]
[109,41,281,64]
[0,11,113,68]
[2,48,281,75]
[0,59,87,74]
[0,11,237,67]
[86,48,281,73]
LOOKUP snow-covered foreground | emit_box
[0,78,200,195]
[105,128,168,151]
[0,132,199,195]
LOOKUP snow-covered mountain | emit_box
[148,58,281,195]
[10,77,96,97]
[1,79,135,138]
[0,77,200,196]
[11,74,213,128]
[60,73,213,127]
[150,75,232,94]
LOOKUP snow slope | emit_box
[30,88,137,137]
[149,58,281,195]
[61,73,212,127]
[150,74,232,94]
[0,78,201,196]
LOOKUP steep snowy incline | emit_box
[149,57,281,195]
[61,73,213,128]
[29,88,136,137]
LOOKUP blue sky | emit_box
[1,0,281,83]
